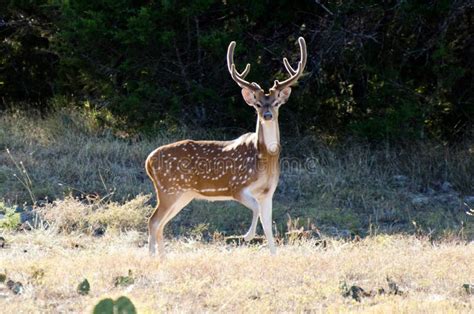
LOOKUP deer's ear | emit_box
[241,88,257,106]
[277,87,292,104]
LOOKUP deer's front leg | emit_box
[237,189,260,242]
[259,196,276,255]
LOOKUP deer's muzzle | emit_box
[263,111,273,120]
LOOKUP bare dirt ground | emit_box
[0,231,473,313]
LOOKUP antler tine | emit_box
[227,41,251,78]
[230,65,262,91]
[298,37,307,72]
[272,37,307,91]
[283,57,297,76]
[227,41,263,92]
[272,61,303,91]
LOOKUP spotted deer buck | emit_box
[146,37,307,257]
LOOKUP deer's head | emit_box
[227,37,307,123]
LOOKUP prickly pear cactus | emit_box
[93,296,136,314]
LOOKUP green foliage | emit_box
[340,277,404,302]
[0,202,20,230]
[1,1,472,140]
[316,208,362,233]
[0,0,59,109]
[463,284,474,295]
[93,296,136,314]
[77,278,90,295]
[113,270,134,287]
[31,268,45,284]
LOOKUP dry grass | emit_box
[1,109,473,238]
[36,194,153,234]
[0,230,473,313]
[0,108,165,202]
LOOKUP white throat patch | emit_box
[261,120,279,154]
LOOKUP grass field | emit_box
[1,109,473,238]
[0,109,473,312]
[0,230,473,313]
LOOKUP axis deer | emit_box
[146,37,307,257]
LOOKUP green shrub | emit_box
[0,202,20,230]
[3,1,471,140]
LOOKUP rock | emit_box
[0,214,4,220]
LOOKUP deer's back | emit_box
[146,133,259,196]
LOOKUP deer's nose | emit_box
[263,111,273,120]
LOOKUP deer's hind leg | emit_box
[148,192,194,257]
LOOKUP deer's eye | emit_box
[255,103,262,108]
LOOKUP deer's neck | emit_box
[256,118,280,156]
